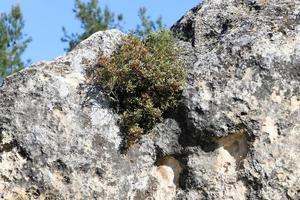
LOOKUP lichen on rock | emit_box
[0,0,300,199]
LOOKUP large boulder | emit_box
[0,0,299,199]
[173,0,300,199]
[0,30,181,199]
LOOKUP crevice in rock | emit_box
[153,137,191,192]
[155,155,184,188]
[214,127,263,199]
[142,154,184,200]
[215,131,249,169]
[236,133,264,199]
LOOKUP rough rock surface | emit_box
[172,0,300,199]
[0,0,299,199]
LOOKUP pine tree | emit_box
[134,7,165,38]
[0,4,31,77]
[62,1,165,51]
[61,0,123,52]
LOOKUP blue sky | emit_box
[1,0,200,64]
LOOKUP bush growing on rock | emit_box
[92,30,185,148]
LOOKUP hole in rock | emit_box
[215,131,248,169]
[155,155,183,187]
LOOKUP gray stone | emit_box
[0,30,179,199]
[172,0,300,199]
[0,0,300,199]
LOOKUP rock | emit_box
[0,29,125,199]
[0,0,300,199]
[0,77,3,87]
[172,0,300,199]
[0,30,182,199]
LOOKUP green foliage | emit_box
[92,30,185,147]
[62,0,123,51]
[0,4,31,77]
[63,1,165,51]
[134,7,165,38]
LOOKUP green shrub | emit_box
[93,30,185,147]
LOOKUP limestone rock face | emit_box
[172,0,300,199]
[0,0,300,199]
